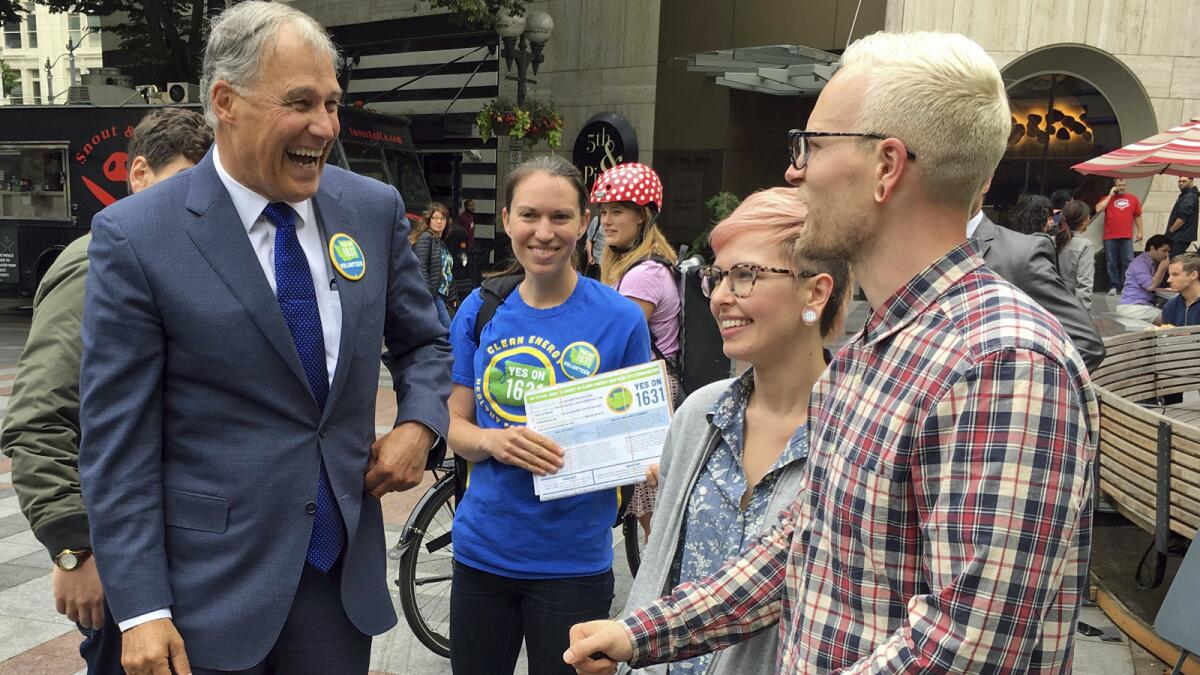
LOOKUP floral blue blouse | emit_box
[668,369,809,674]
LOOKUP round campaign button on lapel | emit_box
[328,233,366,281]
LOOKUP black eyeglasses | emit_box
[698,263,815,299]
[787,129,918,171]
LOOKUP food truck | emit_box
[0,103,429,293]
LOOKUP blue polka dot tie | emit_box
[263,202,344,573]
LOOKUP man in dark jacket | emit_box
[0,107,212,674]
[969,185,1106,371]
[1166,176,1199,258]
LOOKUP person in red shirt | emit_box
[455,198,476,249]
[1096,178,1143,295]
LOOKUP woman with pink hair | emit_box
[616,187,849,675]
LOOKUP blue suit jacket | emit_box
[78,151,452,670]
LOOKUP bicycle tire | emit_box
[398,473,456,658]
[622,514,641,576]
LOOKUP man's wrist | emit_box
[118,608,172,632]
[34,513,91,563]
[52,547,92,571]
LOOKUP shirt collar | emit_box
[966,211,984,238]
[707,367,810,469]
[708,368,756,428]
[212,145,313,233]
[862,240,984,345]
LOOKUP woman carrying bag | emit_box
[411,201,457,328]
[593,162,681,537]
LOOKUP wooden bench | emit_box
[1091,326,1200,586]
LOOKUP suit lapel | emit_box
[972,214,998,258]
[312,178,363,422]
[184,153,312,395]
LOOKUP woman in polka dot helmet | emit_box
[591,161,682,537]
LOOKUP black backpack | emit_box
[616,256,731,399]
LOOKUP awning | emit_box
[1072,115,1200,179]
[672,44,840,96]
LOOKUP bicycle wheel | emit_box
[623,513,642,576]
[397,473,456,658]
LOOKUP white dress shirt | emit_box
[967,210,985,239]
[118,148,344,633]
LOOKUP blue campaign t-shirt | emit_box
[449,274,652,579]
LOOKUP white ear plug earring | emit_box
[803,309,818,325]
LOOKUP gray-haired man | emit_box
[78,2,452,673]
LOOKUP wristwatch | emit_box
[53,548,92,571]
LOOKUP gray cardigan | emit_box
[619,378,809,674]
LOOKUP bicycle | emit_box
[392,459,645,658]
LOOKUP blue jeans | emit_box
[450,561,614,675]
[78,600,124,674]
[433,295,452,330]
[1105,238,1134,292]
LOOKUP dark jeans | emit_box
[450,561,614,675]
[78,599,124,674]
[434,294,452,330]
[1169,238,1193,259]
[1105,238,1134,292]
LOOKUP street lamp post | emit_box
[43,25,99,103]
[495,9,553,106]
[44,54,66,103]
[67,26,100,88]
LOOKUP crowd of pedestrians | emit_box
[0,3,1194,674]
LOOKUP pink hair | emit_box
[708,187,807,254]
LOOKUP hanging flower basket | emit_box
[476,98,531,143]
[521,99,564,149]
[475,98,564,149]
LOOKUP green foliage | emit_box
[428,0,526,28]
[706,191,741,222]
[0,0,215,82]
[690,192,742,260]
[0,61,18,98]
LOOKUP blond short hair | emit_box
[840,32,1010,210]
[1172,252,1200,279]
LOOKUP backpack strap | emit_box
[615,256,684,396]
[473,274,524,343]
[456,274,523,502]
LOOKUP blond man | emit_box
[566,31,1097,674]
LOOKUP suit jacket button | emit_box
[319,428,328,438]
[305,501,317,514]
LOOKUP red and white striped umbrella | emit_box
[1072,115,1200,179]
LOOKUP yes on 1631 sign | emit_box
[526,361,672,501]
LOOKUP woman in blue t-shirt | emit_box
[446,155,652,674]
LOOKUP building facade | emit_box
[0,4,102,105]
[289,0,1189,255]
[889,0,1197,244]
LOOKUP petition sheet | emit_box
[526,361,673,501]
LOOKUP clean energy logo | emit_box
[605,386,634,414]
[560,341,601,379]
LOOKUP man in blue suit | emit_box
[78,3,452,673]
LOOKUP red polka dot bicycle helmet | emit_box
[590,162,663,210]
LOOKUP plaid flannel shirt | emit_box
[622,242,1098,673]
